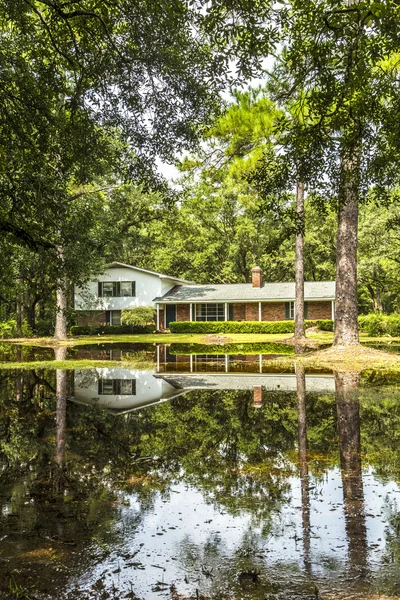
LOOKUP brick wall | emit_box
[245,303,259,321]
[307,301,332,320]
[158,309,165,330]
[77,310,106,326]
[232,303,245,320]
[262,302,286,321]
[176,304,190,321]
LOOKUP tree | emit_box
[272,0,400,346]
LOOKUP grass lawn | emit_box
[7,332,299,346]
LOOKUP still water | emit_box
[1,343,400,599]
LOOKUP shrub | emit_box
[0,319,17,338]
[358,313,400,336]
[121,306,156,327]
[169,321,295,334]
[169,320,334,334]
[70,324,153,336]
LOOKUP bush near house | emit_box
[358,313,400,336]
[121,306,156,327]
[70,324,153,336]
[169,320,334,334]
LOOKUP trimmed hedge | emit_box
[169,319,334,334]
[70,324,153,336]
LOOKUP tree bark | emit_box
[294,181,305,340]
[54,245,68,340]
[333,150,360,346]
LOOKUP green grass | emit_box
[9,332,296,346]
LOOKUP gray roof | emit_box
[154,281,335,303]
[107,261,192,284]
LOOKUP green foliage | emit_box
[70,324,153,336]
[169,342,295,355]
[0,320,17,339]
[169,320,334,334]
[359,313,400,337]
[121,306,156,327]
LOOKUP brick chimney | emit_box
[251,266,262,288]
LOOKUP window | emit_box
[285,301,308,320]
[289,301,294,319]
[106,310,121,325]
[195,303,225,321]
[98,281,136,297]
[98,379,136,395]
[111,310,121,325]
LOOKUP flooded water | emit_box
[1,343,400,599]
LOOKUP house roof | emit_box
[106,262,192,284]
[154,281,335,303]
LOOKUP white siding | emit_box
[75,266,178,311]
[74,368,179,411]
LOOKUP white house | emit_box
[74,262,190,326]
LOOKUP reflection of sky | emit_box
[71,467,400,600]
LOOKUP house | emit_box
[74,262,191,326]
[75,263,335,328]
[154,266,335,329]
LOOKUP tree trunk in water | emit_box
[55,347,67,471]
[333,151,360,346]
[54,246,67,340]
[335,371,368,576]
[294,181,305,340]
[296,363,311,574]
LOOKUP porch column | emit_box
[331,300,335,321]
[190,354,193,373]
[225,354,229,373]
[225,302,228,321]
[156,345,160,372]
[259,301,262,321]
[259,354,262,373]
[156,303,160,330]
[190,303,193,321]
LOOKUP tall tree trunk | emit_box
[294,181,305,340]
[296,363,311,574]
[335,371,368,577]
[333,150,360,346]
[54,245,68,340]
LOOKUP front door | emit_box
[165,304,177,328]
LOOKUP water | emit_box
[1,343,400,599]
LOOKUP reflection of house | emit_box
[73,366,335,415]
[75,262,335,329]
[155,373,336,394]
[73,367,185,414]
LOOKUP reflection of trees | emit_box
[335,371,368,577]
[296,364,311,574]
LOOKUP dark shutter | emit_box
[113,282,120,297]
[98,282,103,297]
[304,301,308,319]
[132,281,136,297]
[285,302,290,319]
[228,304,234,321]
[106,310,111,325]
